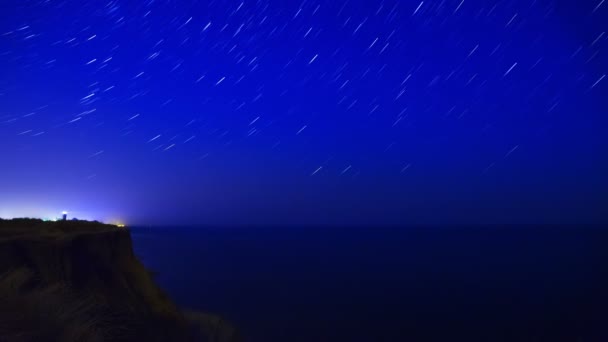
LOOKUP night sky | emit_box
[1,0,606,226]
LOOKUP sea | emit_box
[130,225,608,342]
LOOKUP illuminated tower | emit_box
[62,211,67,221]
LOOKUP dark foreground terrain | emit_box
[0,218,240,342]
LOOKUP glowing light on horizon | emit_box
[0,205,113,223]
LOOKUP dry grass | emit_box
[0,218,119,241]
[0,218,242,342]
[0,268,120,342]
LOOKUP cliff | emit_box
[0,218,240,342]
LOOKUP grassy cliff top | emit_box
[0,218,122,241]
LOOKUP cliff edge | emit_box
[0,218,240,342]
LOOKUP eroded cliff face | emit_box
[0,220,235,342]
[1,228,178,314]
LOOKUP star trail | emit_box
[0,0,606,225]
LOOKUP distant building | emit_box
[62,211,68,221]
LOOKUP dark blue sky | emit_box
[1,0,606,225]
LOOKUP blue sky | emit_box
[0,0,606,225]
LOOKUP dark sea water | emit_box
[130,226,608,342]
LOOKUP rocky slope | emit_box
[0,218,240,342]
